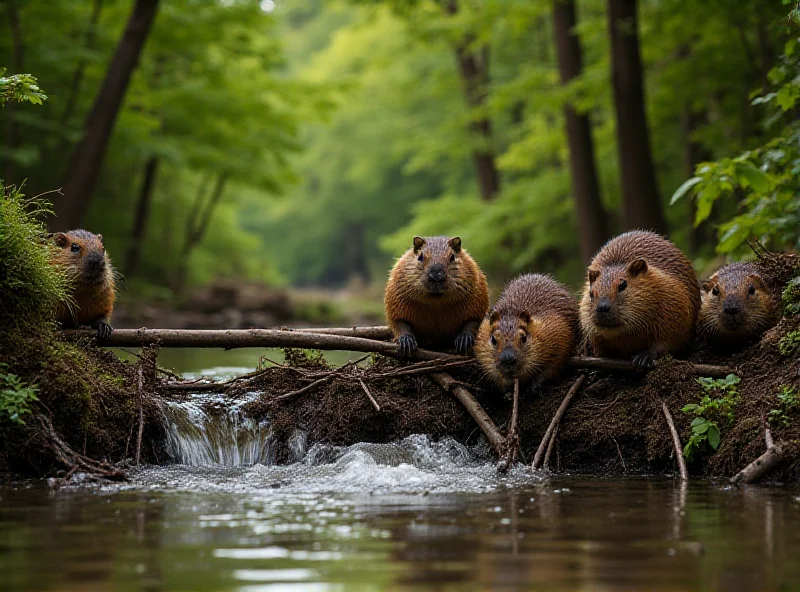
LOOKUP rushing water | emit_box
[3,361,800,591]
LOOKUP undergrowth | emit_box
[682,374,741,461]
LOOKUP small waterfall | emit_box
[161,392,275,467]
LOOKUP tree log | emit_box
[429,372,505,454]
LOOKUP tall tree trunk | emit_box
[175,173,228,293]
[53,0,160,231]
[445,1,499,201]
[124,156,159,278]
[4,0,23,185]
[60,0,104,126]
[607,0,667,234]
[553,0,610,262]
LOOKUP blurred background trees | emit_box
[0,0,798,309]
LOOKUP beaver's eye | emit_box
[490,335,497,347]
[417,253,424,262]
[449,253,455,263]
[748,284,756,296]
[618,279,627,292]
[711,286,719,296]
[520,333,527,344]
[71,243,80,253]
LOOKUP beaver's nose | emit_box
[427,264,446,283]
[596,298,612,314]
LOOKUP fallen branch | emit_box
[569,356,733,378]
[282,326,393,340]
[730,444,784,485]
[543,425,558,470]
[63,328,460,362]
[498,379,521,473]
[359,379,381,412]
[37,414,126,484]
[429,372,506,455]
[661,401,688,482]
[533,374,586,469]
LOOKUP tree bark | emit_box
[553,0,609,261]
[4,0,24,184]
[54,0,160,230]
[124,155,159,277]
[607,0,666,234]
[60,0,104,126]
[445,1,499,201]
[681,108,711,254]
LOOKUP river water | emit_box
[3,357,800,591]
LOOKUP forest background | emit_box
[1,0,799,321]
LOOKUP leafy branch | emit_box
[0,69,47,106]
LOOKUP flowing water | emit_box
[3,359,800,591]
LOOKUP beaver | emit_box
[475,274,578,392]
[698,261,781,348]
[52,229,116,339]
[384,235,489,356]
[579,230,701,367]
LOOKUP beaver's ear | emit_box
[53,232,68,248]
[701,274,718,293]
[413,236,426,252]
[628,258,648,277]
[97,234,103,244]
[518,311,531,325]
[488,309,500,325]
[588,268,600,283]
[448,236,462,252]
[748,274,768,293]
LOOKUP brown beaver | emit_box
[698,261,781,348]
[579,230,700,367]
[52,229,116,339]
[475,274,578,392]
[384,235,489,356]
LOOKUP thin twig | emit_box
[359,379,380,411]
[543,425,558,470]
[270,375,334,404]
[135,364,144,467]
[533,374,586,469]
[661,401,688,482]
[498,379,521,473]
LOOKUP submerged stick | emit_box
[661,401,688,482]
[498,379,521,473]
[359,379,381,412]
[429,372,505,455]
[533,374,586,469]
[730,444,784,485]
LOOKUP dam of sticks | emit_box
[51,319,799,488]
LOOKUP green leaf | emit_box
[737,163,771,194]
[708,425,721,450]
[670,177,702,205]
[776,83,800,112]
[682,403,699,413]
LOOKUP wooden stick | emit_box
[135,364,144,467]
[533,374,586,469]
[429,372,506,455]
[762,413,775,449]
[543,425,558,470]
[730,444,784,485]
[283,326,393,340]
[569,356,733,378]
[661,401,688,482]
[270,375,334,404]
[359,379,381,411]
[63,328,460,362]
[498,379,521,473]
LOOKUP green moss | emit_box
[778,330,800,356]
[0,184,70,337]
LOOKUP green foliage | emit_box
[0,184,70,335]
[682,374,741,460]
[673,37,800,255]
[0,364,39,425]
[778,330,800,356]
[0,70,47,106]
[768,384,799,428]
[783,276,800,316]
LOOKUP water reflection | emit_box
[3,476,800,591]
